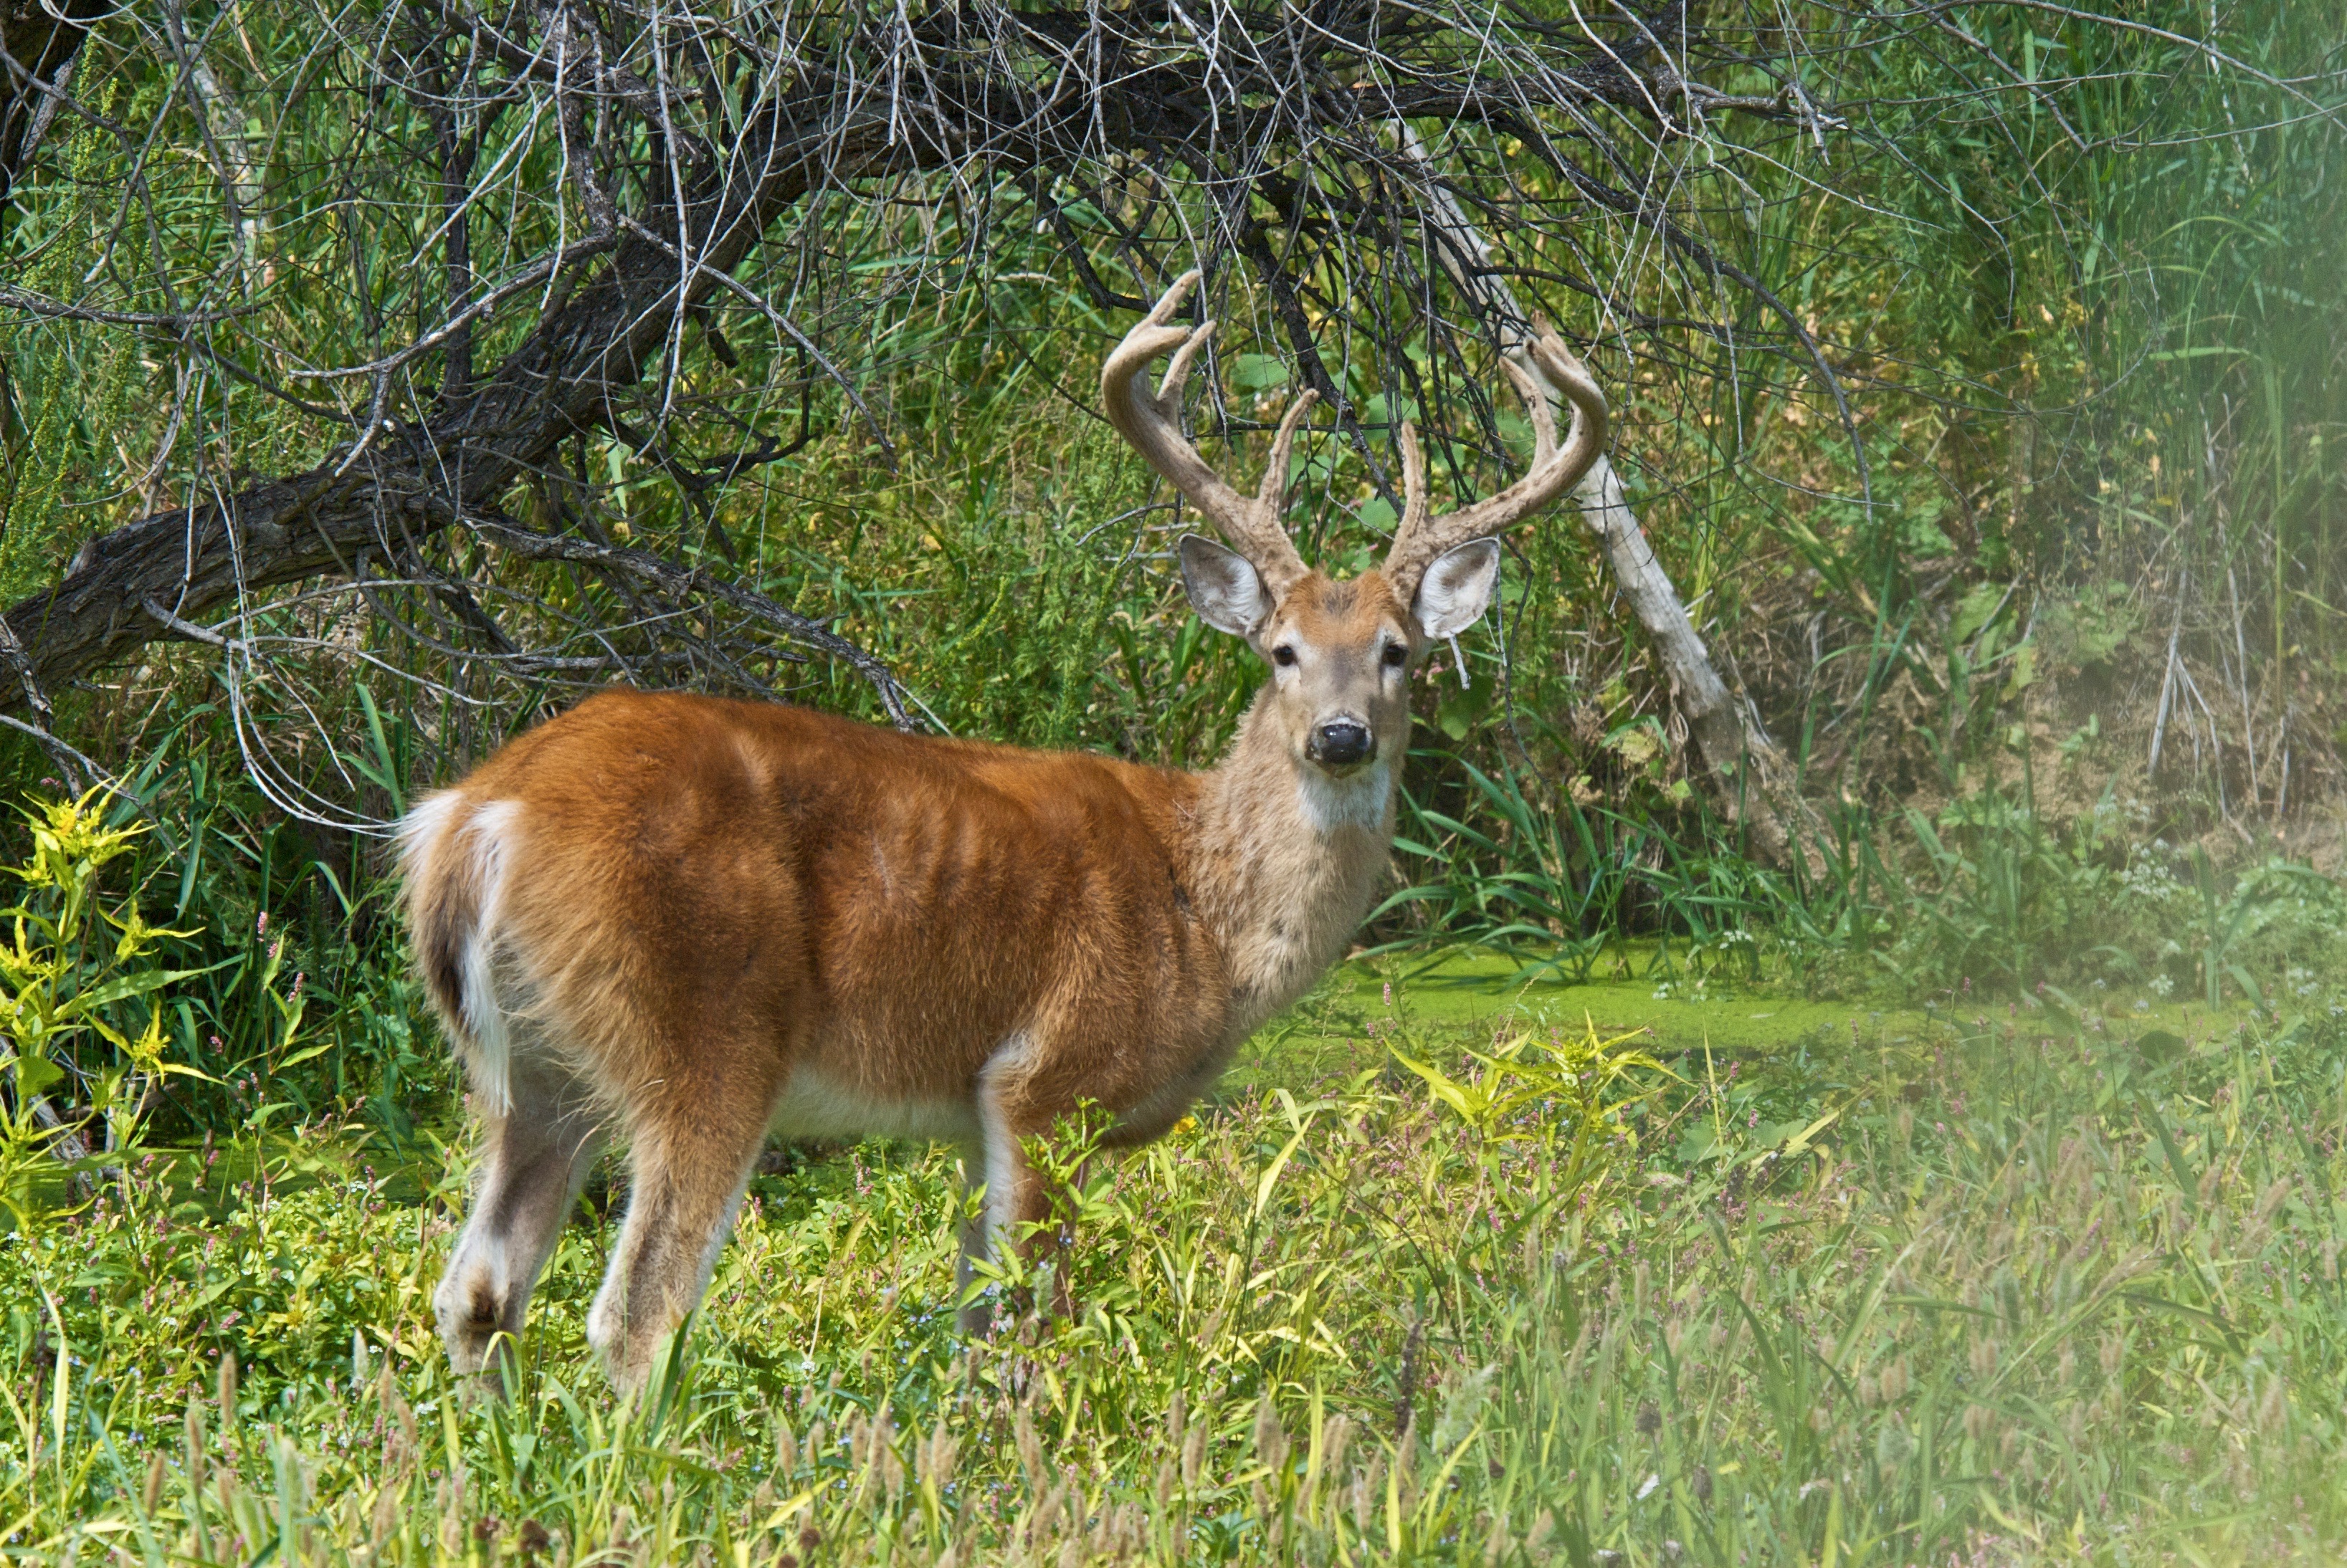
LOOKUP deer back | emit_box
[399,689,1236,1127]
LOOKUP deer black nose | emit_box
[1310,720,1372,767]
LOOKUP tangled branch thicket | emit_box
[0,0,2340,851]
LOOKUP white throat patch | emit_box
[1297,759,1392,834]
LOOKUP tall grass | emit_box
[9,967,2347,1563]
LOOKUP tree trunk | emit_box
[1,0,104,206]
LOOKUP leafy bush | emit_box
[1872,778,2347,1003]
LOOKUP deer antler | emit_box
[1383,333,1609,597]
[1102,272,1315,595]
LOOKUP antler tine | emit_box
[1396,420,1430,536]
[1383,330,1609,598]
[1101,271,1310,592]
[1156,313,1217,411]
[1253,388,1320,512]
[1530,335,1606,457]
[1500,355,1559,469]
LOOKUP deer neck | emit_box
[1184,689,1400,1038]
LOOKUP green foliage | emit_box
[0,791,201,1227]
[82,716,442,1142]
[1379,737,1794,988]
[1858,777,2347,1004]
[1891,784,2123,993]
[1392,1018,1667,1157]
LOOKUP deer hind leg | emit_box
[586,1057,779,1391]
[958,1034,1074,1333]
[434,1051,607,1382]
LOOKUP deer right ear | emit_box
[1178,533,1272,637]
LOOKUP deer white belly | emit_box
[768,1066,981,1144]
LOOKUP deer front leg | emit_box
[435,1055,607,1385]
[958,1041,1075,1333]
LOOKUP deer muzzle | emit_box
[1307,718,1374,772]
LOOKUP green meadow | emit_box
[7,912,2342,1565]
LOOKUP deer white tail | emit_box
[396,793,525,1115]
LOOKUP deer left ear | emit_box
[1411,539,1500,640]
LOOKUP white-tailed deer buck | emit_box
[399,272,1606,1387]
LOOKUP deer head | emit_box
[1101,272,1609,780]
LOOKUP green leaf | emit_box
[1436,679,1493,742]
[2136,1091,2199,1211]
[14,1053,62,1098]
[1390,1050,1482,1124]
[1252,1117,1316,1220]
[52,966,207,1015]
[1228,353,1291,390]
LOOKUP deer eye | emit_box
[1272,644,1298,667]
[1381,642,1408,669]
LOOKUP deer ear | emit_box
[1411,538,1500,639]
[1179,533,1272,637]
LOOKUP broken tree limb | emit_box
[1570,461,1825,876]
[1402,125,1826,876]
[0,105,934,730]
